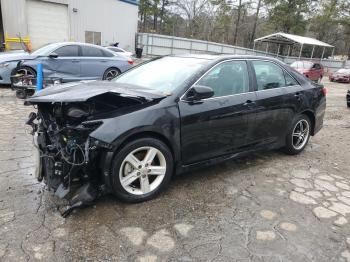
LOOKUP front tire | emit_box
[283,115,311,155]
[110,137,173,202]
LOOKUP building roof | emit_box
[254,32,334,48]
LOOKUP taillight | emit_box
[128,60,134,65]
[322,87,328,96]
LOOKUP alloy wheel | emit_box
[119,146,167,195]
[104,69,119,81]
[292,119,310,150]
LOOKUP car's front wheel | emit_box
[284,115,311,155]
[110,137,173,202]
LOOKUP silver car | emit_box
[0,42,133,84]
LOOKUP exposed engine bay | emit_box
[26,93,145,217]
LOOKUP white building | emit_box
[0,0,138,51]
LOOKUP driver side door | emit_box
[42,45,81,82]
[178,60,257,165]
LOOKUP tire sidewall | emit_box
[285,114,311,155]
[110,138,173,202]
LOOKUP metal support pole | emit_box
[253,41,256,50]
[287,45,291,58]
[265,42,269,56]
[299,44,303,59]
[321,47,325,60]
[276,44,280,57]
[331,47,335,59]
[311,45,315,58]
[170,37,174,55]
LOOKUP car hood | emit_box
[27,80,167,103]
[0,53,37,63]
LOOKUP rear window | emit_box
[82,46,104,57]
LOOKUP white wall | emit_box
[69,0,138,51]
[1,0,138,51]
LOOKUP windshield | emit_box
[290,61,313,69]
[336,69,350,74]
[113,56,209,93]
[31,43,59,56]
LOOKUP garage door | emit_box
[27,0,69,49]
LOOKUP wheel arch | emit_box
[117,131,176,161]
[11,65,37,76]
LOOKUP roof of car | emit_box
[172,53,284,63]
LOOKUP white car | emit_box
[106,46,133,58]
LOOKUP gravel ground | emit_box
[0,79,349,262]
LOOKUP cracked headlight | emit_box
[0,62,9,68]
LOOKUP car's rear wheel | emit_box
[110,137,173,202]
[103,68,120,81]
[284,115,311,155]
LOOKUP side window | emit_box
[252,61,286,90]
[284,72,299,86]
[314,63,321,70]
[102,49,114,57]
[197,60,249,97]
[54,45,79,57]
[82,46,104,57]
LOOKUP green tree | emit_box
[264,0,311,34]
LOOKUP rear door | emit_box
[179,60,257,164]
[80,46,111,80]
[249,60,301,147]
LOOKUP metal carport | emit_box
[253,32,334,60]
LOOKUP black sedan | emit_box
[26,55,326,211]
[347,89,350,107]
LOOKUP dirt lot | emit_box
[0,80,349,262]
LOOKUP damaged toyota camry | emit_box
[25,55,326,215]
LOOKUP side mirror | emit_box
[48,52,58,58]
[186,85,214,102]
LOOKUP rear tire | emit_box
[103,68,120,81]
[110,137,173,203]
[283,114,311,155]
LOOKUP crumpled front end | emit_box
[26,93,146,216]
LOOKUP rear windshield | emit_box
[290,61,313,69]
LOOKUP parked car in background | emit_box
[329,68,350,83]
[347,89,350,107]
[0,42,133,85]
[290,61,324,82]
[106,46,133,58]
[25,55,326,211]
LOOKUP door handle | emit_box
[72,60,80,63]
[294,92,301,100]
[243,100,256,106]
[101,60,108,63]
